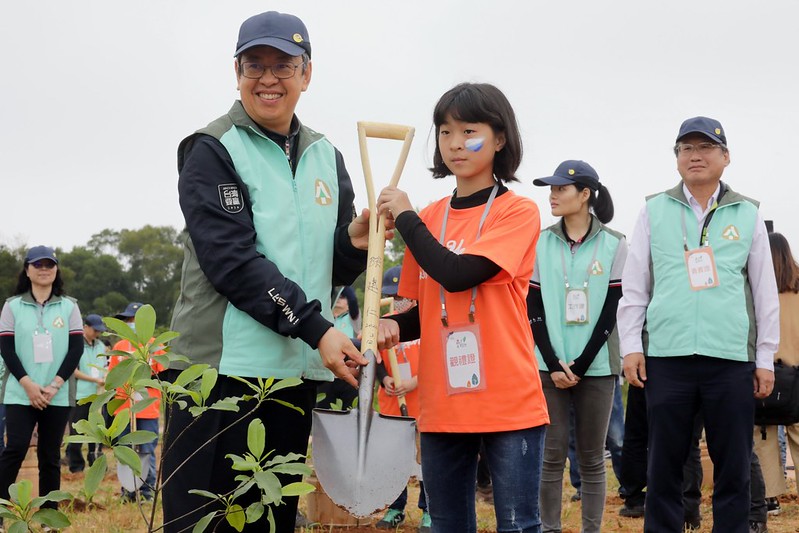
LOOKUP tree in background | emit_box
[0,226,182,327]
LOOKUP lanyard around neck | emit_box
[681,184,727,251]
[559,230,603,290]
[438,184,499,326]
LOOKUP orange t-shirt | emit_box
[378,339,421,418]
[399,191,549,433]
[109,339,165,420]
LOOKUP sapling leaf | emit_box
[245,502,264,523]
[174,364,210,388]
[113,446,142,475]
[188,489,220,500]
[32,507,71,528]
[226,504,246,532]
[267,377,302,394]
[152,330,180,347]
[103,317,136,341]
[253,471,282,505]
[192,511,216,533]
[269,398,305,415]
[118,430,157,446]
[84,454,108,498]
[247,419,266,459]
[134,304,156,344]
[200,369,218,401]
[281,482,315,497]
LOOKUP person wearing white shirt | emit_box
[617,116,779,533]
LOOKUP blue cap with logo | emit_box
[25,245,58,264]
[234,11,311,58]
[533,160,600,191]
[676,116,727,145]
[84,314,107,333]
[115,302,144,320]
[382,266,402,297]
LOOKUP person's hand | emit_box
[550,360,579,389]
[382,375,395,393]
[394,375,418,395]
[318,327,368,388]
[348,208,371,250]
[753,368,775,399]
[377,318,400,350]
[623,352,647,388]
[20,376,49,410]
[376,186,414,220]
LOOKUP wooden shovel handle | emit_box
[387,347,409,417]
[357,122,415,363]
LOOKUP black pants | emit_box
[0,404,71,509]
[160,371,317,533]
[620,384,703,517]
[65,403,98,472]
[645,356,755,533]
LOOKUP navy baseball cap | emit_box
[676,116,727,145]
[533,160,600,191]
[382,266,402,297]
[115,302,143,320]
[84,314,107,333]
[234,11,311,58]
[25,245,58,264]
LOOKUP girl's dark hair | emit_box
[769,232,799,293]
[574,183,615,224]
[430,83,522,183]
[14,264,65,296]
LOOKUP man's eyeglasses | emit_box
[674,142,725,156]
[29,260,56,270]
[239,61,302,80]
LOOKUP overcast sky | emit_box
[2,0,799,253]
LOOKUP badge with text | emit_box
[218,184,244,214]
[440,323,486,395]
[33,331,54,363]
[565,288,589,324]
[684,247,720,291]
[397,361,412,382]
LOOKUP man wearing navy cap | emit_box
[618,117,779,532]
[165,11,371,532]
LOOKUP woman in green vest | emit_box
[528,160,627,533]
[0,246,84,518]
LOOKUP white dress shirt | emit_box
[617,183,779,370]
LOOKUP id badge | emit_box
[33,332,54,363]
[684,247,720,291]
[565,288,589,325]
[440,322,486,395]
[397,362,412,382]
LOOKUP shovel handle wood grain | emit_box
[357,122,414,363]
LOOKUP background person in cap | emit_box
[108,302,163,502]
[0,245,84,518]
[164,10,373,532]
[528,160,626,532]
[64,313,107,473]
[374,265,430,531]
[618,117,779,532]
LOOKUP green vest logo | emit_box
[721,225,740,241]
[52,316,64,328]
[315,179,333,206]
[590,260,604,275]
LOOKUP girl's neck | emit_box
[31,285,53,304]
[455,174,496,198]
[563,211,592,242]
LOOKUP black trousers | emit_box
[160,371,318,533]
[0,404,71,509]
[645,356,755,533]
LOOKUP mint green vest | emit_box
[184,103,338,380]
[1,295,77,406]
[646,185,759,361]
[76,339,106,399]
[534,220,624,376]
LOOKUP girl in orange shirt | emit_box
[377,83,549,533]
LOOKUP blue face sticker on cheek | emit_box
[465,137,485,152]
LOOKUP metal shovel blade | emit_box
[312,349,417,517]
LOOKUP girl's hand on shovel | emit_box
[377,318,400,350]
[376,187,414,219]
[318,327,369,388]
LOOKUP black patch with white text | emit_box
[218,184,244,214]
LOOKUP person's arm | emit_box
[0,303,26,381]
[179,135,332,348]
[388,306,421,342]
[747,212,779,371]
[570,236,628,378]
[618,208,651,388]
[394,211,501,292]
[527,282,561,373]
[332,149,368,286]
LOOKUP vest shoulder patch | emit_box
[314,179,333,206]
